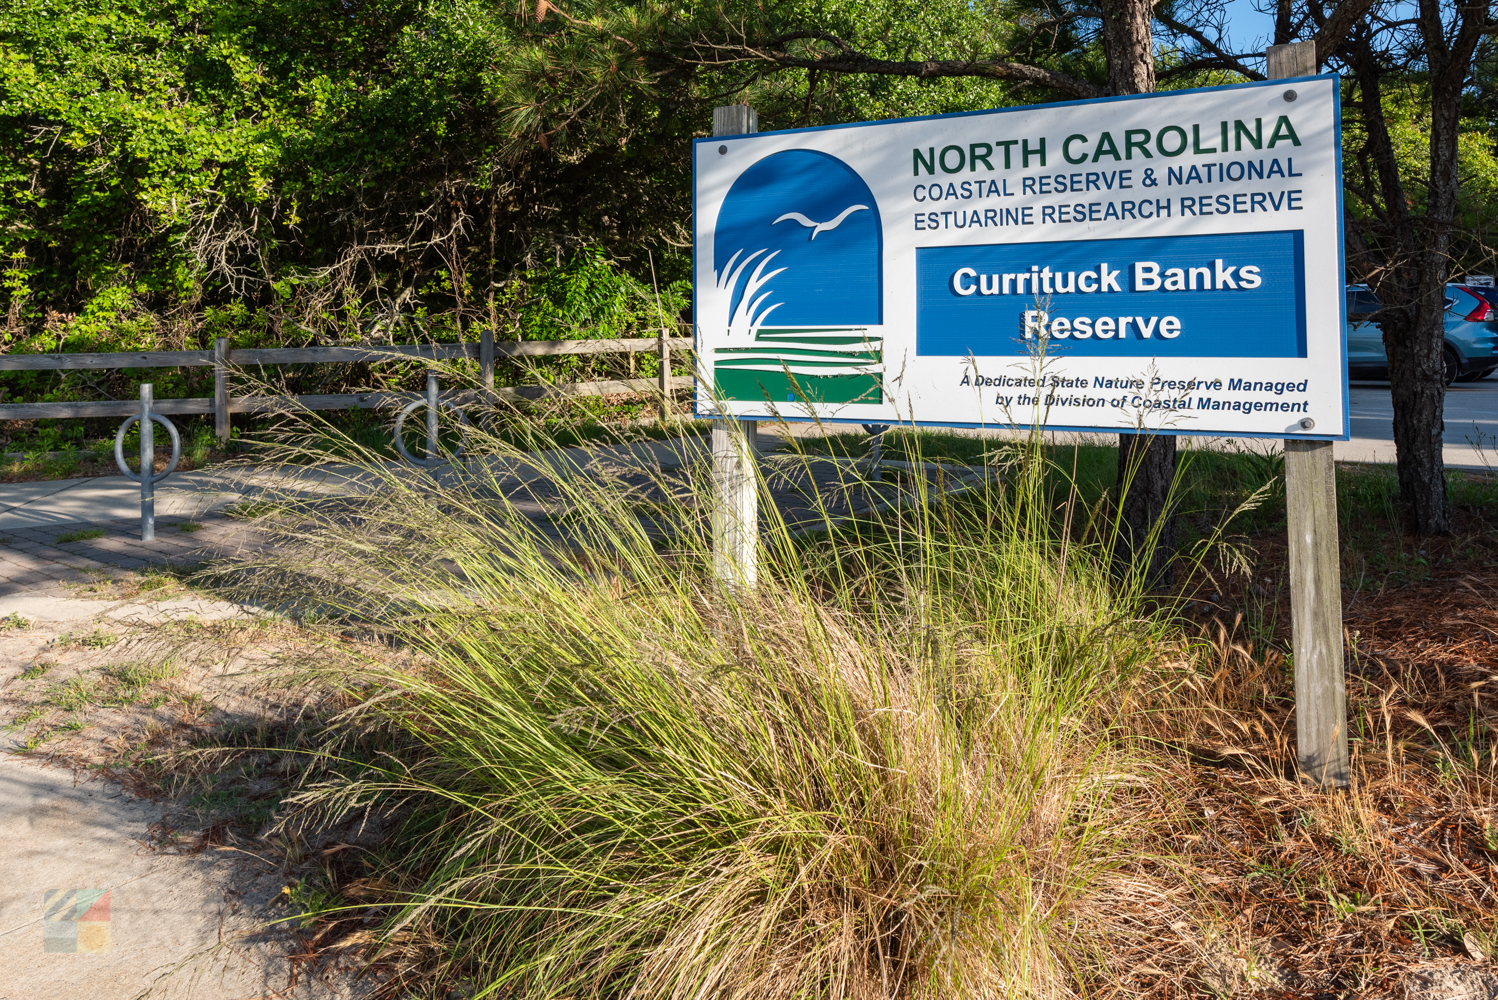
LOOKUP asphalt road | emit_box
[1342,378,1498,469]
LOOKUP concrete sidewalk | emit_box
[0,464,357,593]
[1343,378,1498,468]
[0,517,265,593]
[0,464,383,533]
[0,436,718,594]
[0,435,716,531]
[0,473,235,530]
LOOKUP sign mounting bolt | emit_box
[1284,89,1298,102]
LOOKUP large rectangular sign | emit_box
[692,75,1346,439]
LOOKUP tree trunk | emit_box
[1344,3,1487,535]
[1384,0,1481,536]
[1100,0,1174,584]
[1116,432,1178,584]
[1381,275,1449,534]
[1101,0,1155,94]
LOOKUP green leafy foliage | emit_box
[1341,82,1498,277]
[500,248,687,341]
[0,0,1065,387]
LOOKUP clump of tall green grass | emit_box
[212,383,1192,998]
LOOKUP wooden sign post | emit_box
[710,104,760,592]
[1268,40,1350,790]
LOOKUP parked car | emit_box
[1347,284,1498,384]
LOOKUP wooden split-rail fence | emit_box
[0,329,695,440]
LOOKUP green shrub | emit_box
[218,389,1218,998]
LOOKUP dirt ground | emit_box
[0,576,379,999]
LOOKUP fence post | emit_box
[650,248,673,421]
[480,328,495,398]
[1268,40,1349,790]
[658,320,671,420]
[711,104,759,593]
[214,337,230,443]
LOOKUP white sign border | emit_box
[691,73,1349,442]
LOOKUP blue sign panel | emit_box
[914,231,1305,358]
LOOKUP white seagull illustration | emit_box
[772,204,870,239]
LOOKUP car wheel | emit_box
[1444,348,1459,386]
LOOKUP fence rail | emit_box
[0,335,692,371]
[0,331,696,435]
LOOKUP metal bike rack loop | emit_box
[114,383,181,541]
[393,373,468,468]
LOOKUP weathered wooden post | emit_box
[213,337,230,443]
[658,314,672,420]
[1269,40,1350,790]
[711,103,760,592]
[480,327,496,398]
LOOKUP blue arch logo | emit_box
[713,150,882,331]
[708,149,885,405]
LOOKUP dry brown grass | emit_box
[1071,576,1498,999]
